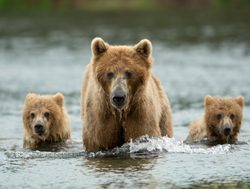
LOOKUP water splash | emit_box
[87,135,232,158]
[128,135,232,155]
[4,136,232,159]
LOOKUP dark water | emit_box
[0,12,250,188]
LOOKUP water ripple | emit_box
[5,151,85,159]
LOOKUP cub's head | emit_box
[204,95,244,144]
[22,93,64,140]
[91,37,152,110]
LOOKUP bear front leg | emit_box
[159,104,173,137]
[123,117,162,142]
[83,118,123,152]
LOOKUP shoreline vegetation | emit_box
[0,0,250,12]
[0,0,250,47]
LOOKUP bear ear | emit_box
[53,92,64,107]
[134,39,152,58]
[235,96,244,108]
[91,37,108,57]
[25,93,37,102]
[204,95,214,107]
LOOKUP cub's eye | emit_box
[30,112,35,119]
[44,112,50,118]
[125,71,133,79]
[106,72,114,79]
[216,113,222,120]
[230,114,235,120]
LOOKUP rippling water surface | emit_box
[0,12,250,188]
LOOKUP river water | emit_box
[0,12,250,188]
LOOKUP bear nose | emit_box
[34,124,44,134]
[223,125,231,136]
[112,95,126,106]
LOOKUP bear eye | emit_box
[30,112,35,119]
[216,113,222,120]
[106,72,114,79]
[44,112,50,119]
[125,71,133,79]
[230,114,235,120]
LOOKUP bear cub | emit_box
[22,92,71,149]
[186,95,244,144]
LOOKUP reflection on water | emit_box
[0,12,250,188]
[84,157,157,188]
[85,157,156,173]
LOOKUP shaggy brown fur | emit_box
[186,95,244,144]
[22,93,71,149]
[81,37,173,152]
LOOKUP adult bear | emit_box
[81,38,173,152]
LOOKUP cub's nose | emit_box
[34,124,44,134]
[223,126,231,136]
[112,95,126,107]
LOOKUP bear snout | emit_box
[34,123,45,135]
[222,124,231,136]
[110,77,128,109]
[112,93,127,108]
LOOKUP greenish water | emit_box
[0,12,250,188]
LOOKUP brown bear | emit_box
[81,37,173,152]
[22,92,71,149]
[186,95,244,144]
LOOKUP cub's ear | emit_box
[235,96,244,108]
[25,93,37,102]
[91,37,108,57]
[134,39,152,58]
[53,92,64,107]
[204,95,214,107]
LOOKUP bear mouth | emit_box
[36,131,45,136]
[112,102,126,109]
[209,132,234,144]
[215,134,233,144]
[34,131,48,141]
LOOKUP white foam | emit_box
[129,135,232,154]
[4,136,232,159]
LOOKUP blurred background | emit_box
[1,0,250,45]
[1,0,250,11]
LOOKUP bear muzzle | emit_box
[222,124,232,136]
[34,122,45,135]
[110,78,128,109]
[112,93,127,109]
